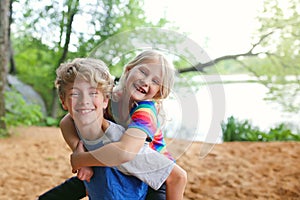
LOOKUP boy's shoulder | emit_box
[105,120,125,134]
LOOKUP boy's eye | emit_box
[90,92,98,96]
[70,92,79,97]
[139,68,147,75]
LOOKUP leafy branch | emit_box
[178,31,274,73]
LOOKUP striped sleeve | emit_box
[128,101,158,140]
[128,101,174,161]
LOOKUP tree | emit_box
[11,0,169,118]
[178,0,300,113]
[257,0,300,113]
[0,0,10,134]
[8,0,299,121]
[238,0,300,113]
[50,0,80,118]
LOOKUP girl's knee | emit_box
[177,167,187,184]
[167,165,187,185]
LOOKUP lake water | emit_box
[163,74,300,143]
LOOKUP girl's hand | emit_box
[76,167,94,182]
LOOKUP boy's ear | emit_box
[60,96,68,110]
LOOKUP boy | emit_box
[50,57,178,199]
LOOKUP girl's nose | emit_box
[140,77,151,86]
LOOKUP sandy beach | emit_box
[0,126,299,200]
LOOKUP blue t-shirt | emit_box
[86,167,147,200]
[76,121,148,200]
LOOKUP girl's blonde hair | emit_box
[115,50,175,100]
[55,58,114,100]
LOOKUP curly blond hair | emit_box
[55,58,114,100]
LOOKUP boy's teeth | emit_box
[80,109,92,114]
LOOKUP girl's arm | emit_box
[70,127,147,171]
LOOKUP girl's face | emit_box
[61,78,108,127]
[125,61,162,102]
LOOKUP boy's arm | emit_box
[60,113,80,151]
[61,114,94,182]
[71,127,147,171]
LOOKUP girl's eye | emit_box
[152,79,160,85]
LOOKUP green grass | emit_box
[221,116,300,142]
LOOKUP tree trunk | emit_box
[0,0,10,132]
[50,0,79,118]
[8,0,16,75]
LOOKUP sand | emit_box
[0,126,299,200]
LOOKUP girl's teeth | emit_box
[137,88,145,94]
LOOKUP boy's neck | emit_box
[76,119,109,141]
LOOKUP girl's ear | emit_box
[123,66,131,80]
[153,89,162,99]
[103,97,109,109]
[124,65,133,73]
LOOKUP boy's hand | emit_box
[71,141,94,182]
[71,140,85,173]
[76,167,94,182]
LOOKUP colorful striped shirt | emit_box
[128,101,174,161]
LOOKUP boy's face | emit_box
[61,78,108,127]
[125,61,162,101]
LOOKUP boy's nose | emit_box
[79,94,91,104]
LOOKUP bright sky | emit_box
[144,0,263,58]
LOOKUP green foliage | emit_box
[222,116,300,142]
[267,124,300,141]
[0,128,10,138]
[221,116,263,141]
[44,117,60,127]
[252,0,300,113]
[12,35,57,114]
[10,0,299,126]
[205,60,249,75]
[4,90,44,127]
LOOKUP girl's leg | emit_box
[165,164,187,200]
